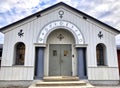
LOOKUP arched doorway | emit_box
[35,21,87,79]
[46,29,76,76]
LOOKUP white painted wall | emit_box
[0,66,34,80]
[0,5,119,80]
[88,67,119,80]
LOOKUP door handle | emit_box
[60,59,63,63]
[72,55,74,57]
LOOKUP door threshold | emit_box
[43,76,79,81]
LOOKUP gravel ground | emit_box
[0,86,28,88]
[94,84,120,88]
[96,86,120,88]
[0,86,120,88]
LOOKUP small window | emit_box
[96,43,106,66]
[53,50,57,56]
[15,42,25,65]
[64,50,68,56]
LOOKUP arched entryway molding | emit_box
[37,20,85,44]
[35,20,87,79]
[46,29,75,76]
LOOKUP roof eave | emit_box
[0,2,120,34]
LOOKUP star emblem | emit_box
[98,31,103,39]
[18,30,24,38]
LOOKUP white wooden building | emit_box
[0,2,120,84]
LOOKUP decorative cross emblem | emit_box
[59,10,64,19]
[18,29,24,38]
[98,31,103,39]
[57,34,64,41]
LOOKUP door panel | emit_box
[49,45,60,76]
[77,48,87,79]
[49,44,72,76]
[61,45,72,76]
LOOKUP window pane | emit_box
[96,44,105,66]
[15,42,25,65]
[53,50,57,56]
[64,50,68,56]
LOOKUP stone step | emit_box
[36,81,86,86]
[43,76,79,81]
[29,81,94,88]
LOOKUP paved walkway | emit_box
[0,86,120,88]
[95,86,120,88]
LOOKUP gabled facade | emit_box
[0,2,120,84]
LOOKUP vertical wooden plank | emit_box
[77,48,87,79]
[35,47,44,79]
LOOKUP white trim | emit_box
[75,44,88,48]
[37,20,84,44]
[34,43,47,47]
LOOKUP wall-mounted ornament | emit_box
[18,29,24,38]
[59,10,64,19]
[39,38,43,41]
[57,34,64,41]
[98,31,103,39]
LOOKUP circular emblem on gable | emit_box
[59,10,64,18]
[59,10,64,15]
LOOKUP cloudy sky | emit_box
[0,0,120,44]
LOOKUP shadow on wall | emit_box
[0,44,3,67]
[117,45,120,76]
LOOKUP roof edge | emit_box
[0,2,64,32]
[0,2,120,34]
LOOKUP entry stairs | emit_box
[29,76,95,88]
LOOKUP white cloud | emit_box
[0,33,4,44]
[0,0,43,29]
[116,35,120,45]
[56,0,79,7]
[0,0,40,13]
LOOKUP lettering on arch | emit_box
[38,20,84,44]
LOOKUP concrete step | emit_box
[36,81,86,86]
[43,76,79,81]
[29,81,94,88]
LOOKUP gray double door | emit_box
[49,44,72,76]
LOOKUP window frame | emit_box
[96,43,107,66]
[14,42,25,65]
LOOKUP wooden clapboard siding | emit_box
[0,66,34,80]
[88,67,119,80]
